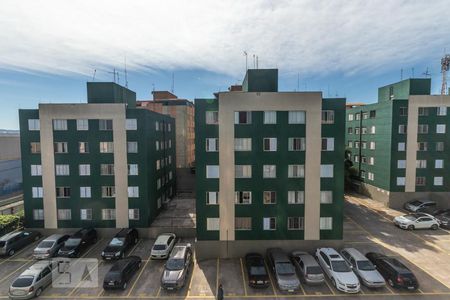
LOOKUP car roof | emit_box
[0,231,21,241]
[21,261,53,276]
[319,248,342,260]
[155,233,174,244]
[268,249,289,262]
[42,234,66,241]
[72,228,94,238]
[170,245,188,259]
[341,248,367,260]
[292,251,317,265]
[109,256,140,271]
[115,228,134,237]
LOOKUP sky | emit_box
[0,0,449,129]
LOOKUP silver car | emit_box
[161,244,193,290]
[340,248,385,288]
[291,251,325,285]
[33,234,69,259]
[151,233,176,259]
[266,248,300,293]
[9,260,56,299]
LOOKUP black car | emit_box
[366,252,419,290]
[101,228,139,260]
[416,207,450,216]
[435,211,450,229]
[58,228,97,258]
[0,230,41,256]
[103,256,142,290]
[245,253,270,288]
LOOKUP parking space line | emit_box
[239,258,248,296]
[68,260,102,296]
[186,252,196,297]
[0,240,39,266]
[0,260,32,284]
[263,259,277,297]
[323,276,336,295]
[156,286,161,297]
[81,238,104,258]
[127,255,150,297]
[127,239,141,256]
[385,283,395,294]
[215,257,219,297]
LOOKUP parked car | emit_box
[33,234,69,259]
[58,228,97,258]
[244,253,270,288]
[416,207,449,216]
[315,247,360,293]
[101,228,139,260]
[435,211,450,229]
[9,260,56,299]
[103,256,142,290]
[404,200,436,212]
[266,248,300,293]
[366,252,419,290]
[340,248,385,288]
[0,230,41,256]
[150,233,176,259]
[393,213,440,230]
[291,251,324,285]
[161,243,193,290]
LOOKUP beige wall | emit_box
[218,92,322,241]
[39,104,129,229]
[0,136,21,160]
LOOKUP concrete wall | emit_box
[0,136,21,160]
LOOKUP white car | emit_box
[150,233,176,259]
[393,213,440,230]
[340,248,385,288]
[316,248,360,293]
[404,200,436,212]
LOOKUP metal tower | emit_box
[441,54,450,95]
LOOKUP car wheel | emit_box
[388,279,395,287]
[122,282,128,290]
[407,225,415,230]
[431,224,438,230]
[35,287,43,297]
[8,249,15,256]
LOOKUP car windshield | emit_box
[404,214,418,221]
[250,266,267,275]
[357,260,376,271]
[275,262,295,275]
[166,258,184,270]
[65,238,81,247]
[410,201,423,206]
[38,241,55,248]
[153,244,167,251]
[306,266,323,274]
[109,238,124,246]
[331,260,351,272]
[12,276,34,287]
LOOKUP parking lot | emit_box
[0,194,449,299]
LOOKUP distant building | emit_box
[137,91,195,169]
[0,131,22,199]
[19,82,176,229]
[346,78,450,208]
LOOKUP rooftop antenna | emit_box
[253,54,256,69]
[171,72,175,93]
[327,84,331,97]
[243,51,248,71]
[92,69,96,81]
[441,54,450,95]
[124,56,128,88]
[107,68,118,83]
[152,83,155,92]
[422,67,431,78]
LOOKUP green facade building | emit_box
[346,78,450,208]
[195,69,345,250]
[19,82,176,229]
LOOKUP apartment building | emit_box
[19,82,176,229]
[195,69,345,255]
[346,78,450,208]
[138,91,195,169]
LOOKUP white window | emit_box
[397,177,406,186]
[58,209,71,220]
[77,119,89,131]
[169,156,172,164]
[288,165,305,178]
[79,142,89,153]
[32,187,43,198]
[55,164,70,176]
[321,110,335,124]
[168,124,172,132]
[207,218,220,231]
[369,157,375,165]
[288,217,304,230]
[234,138,252,151]
[128,186,139,198]
[169,171,173,180]
[155,121,159,131]
[348,141,353,148]
[157,179,161,189]
[417,142,428,151]
[156,141,160,151]
[320,164,334,178]
[288,191,304,204]
[99,119,113,130]
[398,125,407,134]
[416,177,426,186]
[418,107,429,116]
[368,172,375,180]
[370,126,376,134]
[33,209,44,220]
[263,165,276,178]
[206,138,219,152]
[102,186,115,197]
[235,217,252,230]
[234,111,252,124]
[264,111,277,124]
[99,142,114,153]
[80,187,91,198]
[263,217,276,230]
[206,111,219,124]
[369,141,376,150]
[434,177,443,186]
[235,191,252,204]
[437,107,447,116]
[235,165,252,178]
[100,164,114,175]
[397,160,406,169]
[128,164,138,175]
[54,142,68,153]
[263,191,276,204]
[436,124,446,134]
[436,142,445,151]
[435,159,444,169]
[288,137,305,151]
[320,191,333,204]
[398,142,406,151]
[79,164,91,176]
[28,119,40,131]
[416,160,427,169]
[321,138,334,151]
[348,114,354,121]
[129,209,140,220]
[206,192,219,205]
[206,165,219,178]
[169,140,172,148]
[288,111,306,124]
[80,209,92,220]
[52,119,67,131]
[127,142,138,153]
[156,160,161,170]
[320,217,333,230]
[354,155,359,163]
[31,165,42,176]
[126,119,137,130]
[263,138,277,151]
[102,209,116,220]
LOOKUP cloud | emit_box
[0,0,449,78]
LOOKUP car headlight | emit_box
[115,251,121,256]
[68,250,75,254]
[101,251,105,256]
